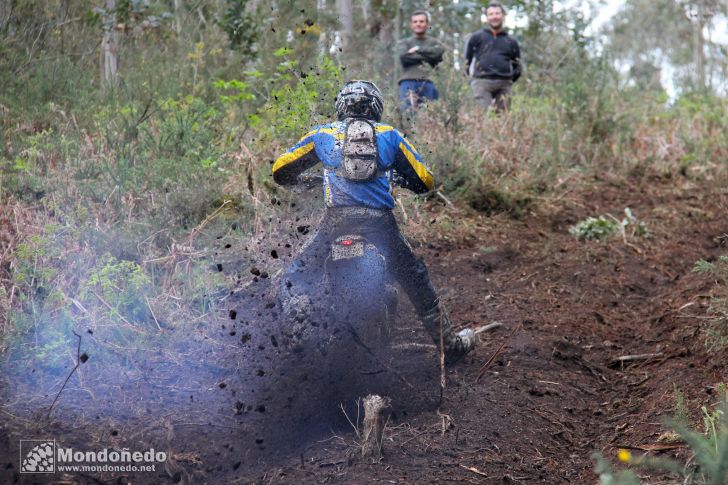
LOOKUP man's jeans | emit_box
[399,80,439,113]
[470,77,513,113]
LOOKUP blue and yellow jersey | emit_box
[272,121,434,209]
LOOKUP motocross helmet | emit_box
[335,80,384,122]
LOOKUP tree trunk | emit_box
[692,3,705,90]
[392,0,400,89]
[725,0,728,89]
[173,0,182,35]
[369,0,393,44]
[335,0,353,52]
[317,0,327,57]
[100,0,119,90]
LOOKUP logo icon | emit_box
[20,440,55,473]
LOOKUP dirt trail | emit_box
[1,176,727,484]
[243,177,727,484]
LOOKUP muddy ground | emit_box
[1,173,727,484]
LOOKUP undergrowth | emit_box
[569,208,647,241]
[693,256,728,352]
[406,68,727,218]
[595,389,728,485]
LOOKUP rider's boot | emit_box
[421,304,476,364]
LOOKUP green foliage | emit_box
[674,384,690,424]
[80,253,150,322]
[671,400,728,484]
[693,257,728,282]
[593,452,640,485]
[249,54,343,144]
[219,0,257,56]
[570,209,647,241]
[213,79,255,104]
[146,95,222,161]
[692,256,728,352]
[606,0,726,94]
[421,93,562,218]
[0,2,258,352]
[596,396,728,484]
[170,263,231,314]
[111,0,173,26]
[569,216,621,240]
[15,242,51,283]
[702,404,724,455]
[13,231,61,299]
[7,224,71,342]
[39,91,237,227]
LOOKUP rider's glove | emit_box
[289,173,323,193]
[390,170,409,190]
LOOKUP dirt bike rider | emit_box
[272,80,475,364]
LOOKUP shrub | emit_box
[594,394,728,485]
[247,52,343,145]
[570,208,647,241]
[592,453,639,485]
[80,253,151,323]
[692,256,728,352]
[569,216,620,240]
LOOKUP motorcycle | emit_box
[285,172,398,353]
[270,172,442,440]
[324,232,398,351]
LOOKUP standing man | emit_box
[465,2,521,113]
[397,10,444,113]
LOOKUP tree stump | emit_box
[361,394,391,458]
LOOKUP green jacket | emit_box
[397,35,444,83]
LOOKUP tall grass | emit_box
[693,257,728,352]
[405,69,728,218]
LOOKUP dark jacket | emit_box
[397,35,444,83]
[465,28,521,82]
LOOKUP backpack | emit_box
[338,119,381,182]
